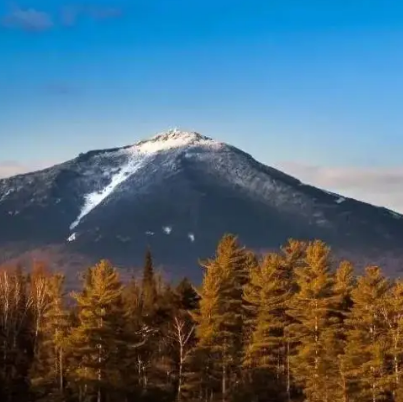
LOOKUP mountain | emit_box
[0,129,402,282]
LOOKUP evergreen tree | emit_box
[243,252,293,401]
[329,260,356,402]
[30,274,70,402]
[193,234,247,402]
[2,234,403,402]
[123,277,142,330]
[382,280,403,401]
[122,276,157,400]
[68,260,126,402]
[280,239,307,284]
[280,239,307,400]
[344,266,391,402]
[175,278,199,311]
[334,260,355,316]
[240,250,260,352]
[286,240,337,402]
[127,255,175,399]
[191,257,223,401]
[141,248,158,315]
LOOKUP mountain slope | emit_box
[0,129,402,281]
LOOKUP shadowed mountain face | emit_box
[0,129,402,282]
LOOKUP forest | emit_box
[0,234,402,402]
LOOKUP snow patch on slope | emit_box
[70,128,332,234]
[135,128,222,155]
[70,152,146,229]
[0,189,12,202]
[324,190,346,204]
[69,129,219,231]
[389,210,402,219]
[67,233,76,242]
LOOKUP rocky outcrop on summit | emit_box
[0,129,402,281]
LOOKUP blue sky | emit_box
[1,0,403,211]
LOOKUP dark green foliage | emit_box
[175,278,199,311]
[141,247,158,315]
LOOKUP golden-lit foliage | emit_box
[0,237,402,402]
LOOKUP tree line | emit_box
[0,234,402,402]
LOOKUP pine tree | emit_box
[243,252,294,401]
[123,277,142,330]
[141,248,158,315]
[280,239,307,283]
[30,274,70,402]
[344,266,391,402]
[126,254,173,399]
[175,278,199,311]
[334,261,355,316]
[286,240,337,402]
[193,234,247,402]
[150,283,179,398]
[4,233,403,402]
[280,239,307,400]
[331,260,355,402]
[240,250,260,352]
[382,280,403,401]
[191,257,223,401]
[68,259,126,402]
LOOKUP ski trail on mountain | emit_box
[70,153,146,229]
[68,130,219,231]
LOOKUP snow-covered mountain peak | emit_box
[133,128,222,155]
[2,128,403,280]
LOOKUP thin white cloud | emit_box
[277,162,403,214]
[1,7,53,31]
[0,161,54,179]
[1,4,123,31]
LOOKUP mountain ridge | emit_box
[0,129,402,281]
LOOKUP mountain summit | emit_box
[0,129,402,281]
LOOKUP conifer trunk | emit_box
[222,359,227,402]
[98,313,103,402]
[59,347,64,395]
[286,341,291,402]
[394,331,400,393]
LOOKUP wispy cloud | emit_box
[1,7,53,31]
[0,161,54,179]
[1,3,122,31]
[60,4,122,26]
[277,162,403,213]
